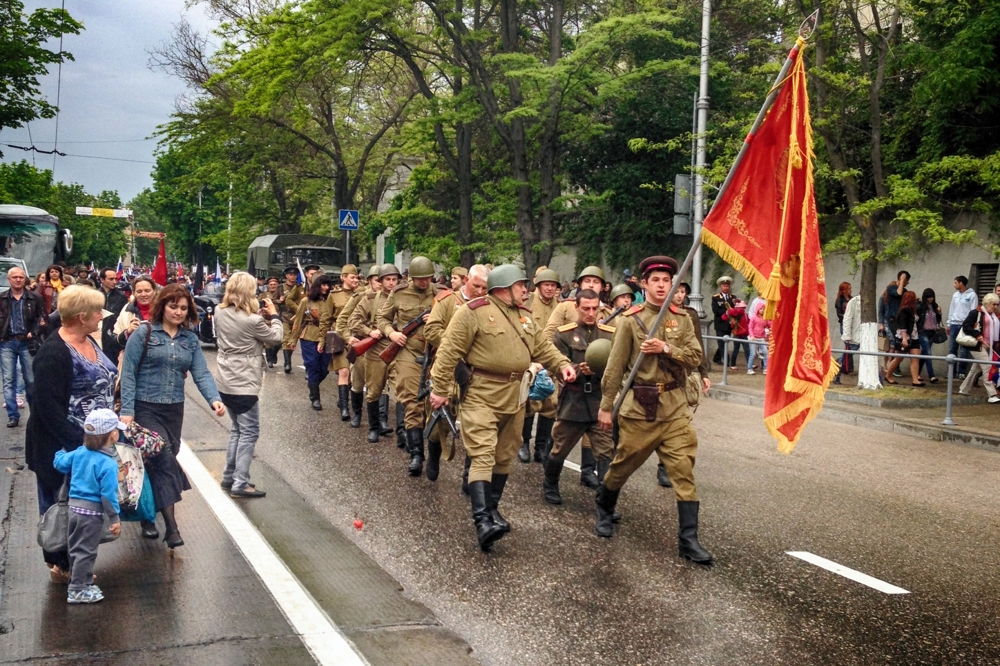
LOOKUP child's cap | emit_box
[84,409,127,436]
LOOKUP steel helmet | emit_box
[610,284,634,301]
[584,338,613,375]
[408,256,435,279]
[577,265,606,284]
[379,263,402,280]
[534,268,561,286]
[487,264,528,292]
[366,264,381,279]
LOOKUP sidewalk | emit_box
[704,363,1000,451]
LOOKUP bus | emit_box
[0,205,74,276]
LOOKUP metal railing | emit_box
[703,334,1000,426]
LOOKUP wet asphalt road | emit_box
[5,346,1000,664]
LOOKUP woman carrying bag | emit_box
[958,292,1000,403]
[213,272,283,498]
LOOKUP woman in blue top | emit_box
[120,283,225,548]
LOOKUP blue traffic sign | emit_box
[338,209,359,230]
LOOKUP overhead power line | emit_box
[4,144,155,165]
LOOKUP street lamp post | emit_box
[689,0,712,322]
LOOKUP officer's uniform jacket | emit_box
[432,294,569,414]
[281,284,306,324]
[327,286,355,331]
[375,283,443,363]
[336,289,365,341]
[543,299,613,340]
[553,321,615,422]
[291,297,333,344]
[424,287,472,349]
[711,291,737,335]
[599,300,701,422]
[348,288,391,354]
[528,293,559,339]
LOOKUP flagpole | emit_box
[612,11,818,419]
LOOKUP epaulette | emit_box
[624,304,643,317]
[434,288,454,302]
[557,322,578,332]
[669,304,680,314]
[367,291,377,300]
[392,283,407,292]
[331,286,343,293]
[517,304,532,313]
[712,293,721,298]
[597,323,616,333]
[431,283,448,295]
[468,297,490,310]
[672,305,688,316]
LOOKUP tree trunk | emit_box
[456,121,475,268]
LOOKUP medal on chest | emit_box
[520,315,532,332]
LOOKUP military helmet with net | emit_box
[577,265,606,284]
[584,338,613,375]
[408,256,435,279]
[378,263,402,280]
[487,264,528,292]
[534,268,560,286]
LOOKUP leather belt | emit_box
[563,382,596,394]
[632,380,680,393]
[2,334,27,342]
[472,368,523,383]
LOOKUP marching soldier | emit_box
[520,267,561,464]
[279,266,305,373]
[596,255,712,564]
[338,265,380,427]
[327,265,360,421]
[424,264,490,483]
[429,265,575,552]
[711,276,736,365]
[348,264,400,443]
[375,256,442,476]
[542,289,616,506]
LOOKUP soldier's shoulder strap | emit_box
[392,283,407,293]
[431,283,448,295]
[597,323,616,333]
[557,322,578,332]
[467,297,490,310]
[517,304,532,314]
[366,291,377,300]
[434,288,454,302]
[624,304,643,317]
[671,304,686,315]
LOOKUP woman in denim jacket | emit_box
[120,284,225,548]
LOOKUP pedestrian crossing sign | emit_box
[339,209,360,231]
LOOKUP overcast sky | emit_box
[0,1,217,203]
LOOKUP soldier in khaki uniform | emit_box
[338,265,379,427]
[348,264,400,443]
[542,289,616,506]
[279,266,305,373]
[596,256,712,564]
[327,265,360,421]
[450,266,468,291]
[375,256,442,476]
[290,274,334,411]
[519,267,561,464]
[423,265,490,483]
[430,265,575,552]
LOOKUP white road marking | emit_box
[786,551,910,595]
[298,365,306,370]
[177,442,370,666]
[562,459,581,472]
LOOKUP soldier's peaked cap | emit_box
[341,264,359,275]
[639,256,679,279]
[283,265,298,275]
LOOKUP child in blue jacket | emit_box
[53,409,124,604]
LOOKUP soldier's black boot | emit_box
[461,455,471,495]
[579,447,599,488]
[518,414,533,463]
[534,416,554,463]
[308,383,322,410]
[426,438,442,481]
[489,474,510,532]
[379,395,393,436]
[677,501,713,564]
[542,456,564,505]
[283,349,293,374]
[395,403,407,448]
[594,484,620,538]
[349,391,364,428]
[657,462,673,488]
[469,481,505,552]
[596,459,622,523]
[338,385,350,421]
[407,429,424,476]
[367,402,381,443]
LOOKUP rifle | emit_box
[379,307,431,364]
[601,304,628,326]
[346,335,379,363]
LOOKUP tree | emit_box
[0,1,81,141]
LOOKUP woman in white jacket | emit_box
[835,294,861,384]
[111,276,157,360]
[213,272,283,498]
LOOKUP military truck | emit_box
[247,234,362,280]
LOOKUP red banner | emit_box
[702,39,836,453]
[152,239,168,286]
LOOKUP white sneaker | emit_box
[989,396,1000,404]
[747,369,755,375]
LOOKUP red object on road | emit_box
[353,519,363,530]
[152,239,168,286]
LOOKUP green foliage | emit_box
[0,1,82,139]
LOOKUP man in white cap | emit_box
[711,276,736,365]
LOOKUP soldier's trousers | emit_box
[328,349,349,373]
[364,349,395,403]
[603,414,698,501]
[549,420,614,461]
[393,358,425,430]
[351,353,366,392]
[281,319,296,350]
[459,405,524,483]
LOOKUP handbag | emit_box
[37,477,120,551]
[121,421,167,461]
[932,327,948,345]
[956,311,981,348]
[324,330,345,355]
[119,471,156,522]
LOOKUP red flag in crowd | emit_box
[701,39,836,453]
[152,239,168,286]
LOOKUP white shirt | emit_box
[989,312,1000,346]
[948,288,978,326]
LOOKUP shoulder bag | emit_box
[956,311,981,348]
